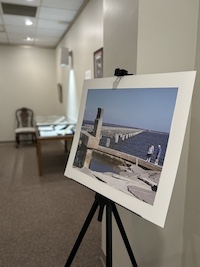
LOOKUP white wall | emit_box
[103,0,198,266]
[56,0,200,266]
[137,0,198,74]
[0,45,58,141]
[103,0,138,77]
[136,1,199,266]
[182,1,200,266]
[103,0,199,266]
[102,1,139,266]
[55,0,103,122]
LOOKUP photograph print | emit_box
[73,88,177,206]
[65,72,196,227]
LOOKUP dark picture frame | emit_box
[94,48,103,78]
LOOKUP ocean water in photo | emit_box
[99,131,168,165]
[89,128,168,173]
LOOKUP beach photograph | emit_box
[73,87,178,206]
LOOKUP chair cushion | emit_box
[15,127,36,134]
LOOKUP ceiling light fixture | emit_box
[26,37,33,41]
[25,19,33,26]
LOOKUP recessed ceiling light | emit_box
[26,37,34,41]
[25,19,33,26]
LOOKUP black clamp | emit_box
[114,68,133,76]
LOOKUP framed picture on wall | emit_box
[94,48,103,78]
[65,71,196,228]
[57,83,63,103]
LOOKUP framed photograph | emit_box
[94,48,103,78]
[64,71,196,227]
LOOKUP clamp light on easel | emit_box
[60,47,73,67]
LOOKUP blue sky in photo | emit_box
[83,87,178,133]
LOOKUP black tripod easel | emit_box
[64,193,138,267]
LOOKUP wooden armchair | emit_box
[15,107,36,148]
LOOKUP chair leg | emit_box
[16,134,19,148]
[32,133,36,145]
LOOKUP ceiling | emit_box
[0,0,88,48]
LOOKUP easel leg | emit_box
[64,198,99,267]
[63,193,138,267]
[112,204,138,267]
[106,202,112,267]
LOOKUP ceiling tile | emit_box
[7,32,26,38]
[38,7,76,22]
[36,27,64,37]
[9,39,34,45]
[7,32,34,44]
[0,0,88,47]
[37,19,68,30]
[5,24,35,35]
[41,0,85,10]
[34,37,58,47]
[3,14,37,27]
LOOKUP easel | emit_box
[64,69,136,266]
[64,193,138,267]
